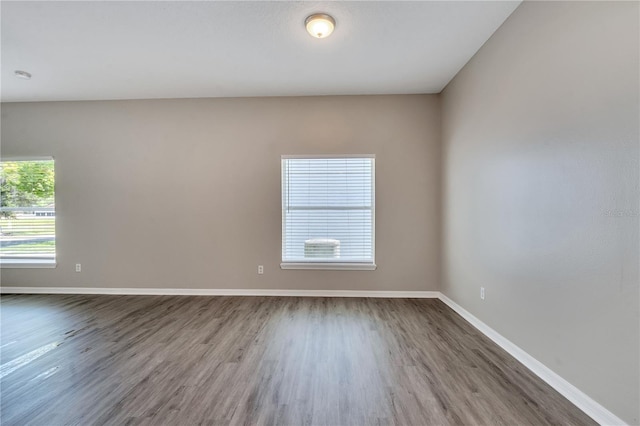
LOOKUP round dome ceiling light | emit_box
[305,13,335,39]
[14,70,32,80]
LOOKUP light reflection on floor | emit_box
[0,341,60,379]
[31,366,60,381]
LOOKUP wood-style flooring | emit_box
[0,294,595,426]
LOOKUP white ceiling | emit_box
[1,1,521,102]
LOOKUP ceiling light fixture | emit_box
[14,70,32,80]
[305,13,335,39]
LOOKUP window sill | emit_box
[281,262,377,271]
[0,260,57,269]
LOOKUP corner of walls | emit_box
[433,92,444,294]
[439,1,639,424]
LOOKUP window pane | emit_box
[0,159,56,262]
[282,157,374,263]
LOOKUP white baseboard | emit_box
[0,286,439,299]
[0,285,625,425]
[438,293,626,426]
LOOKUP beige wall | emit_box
[441,1,639,423]
[1,95,441,292]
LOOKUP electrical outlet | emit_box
[258,265,264,275]
[75,264,81,272]
[480,287,485,300]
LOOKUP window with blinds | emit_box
[281,156,375,270]
[0,158,56,266]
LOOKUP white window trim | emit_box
[0,156,55,161]
[280,154,376,271]
[0,260,57,269]
[280,262,376,271]
[1,156,56,268]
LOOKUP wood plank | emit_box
[0,294,596,425]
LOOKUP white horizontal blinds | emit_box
[282,157,374,263]
[0,159,56,261]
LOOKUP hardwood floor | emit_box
[0,294,594,426]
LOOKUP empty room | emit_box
[0,1,638,425]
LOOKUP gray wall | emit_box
[1,95,442,292]
[441,1,639,423]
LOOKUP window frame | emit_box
[280,154,376,271]
[0,156,57,269]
